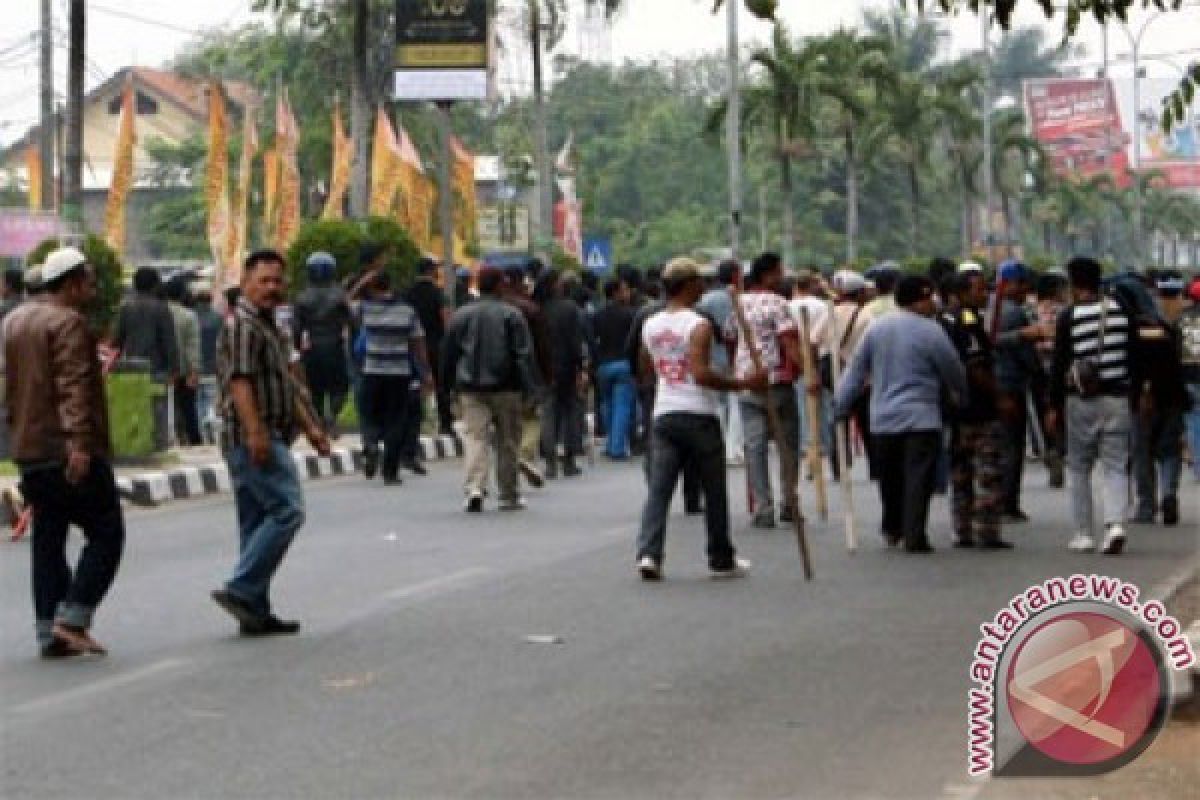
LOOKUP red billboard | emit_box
[1024,78,1131,185]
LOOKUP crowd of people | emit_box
[1,241,1198,654]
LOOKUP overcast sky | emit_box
[2,0,1198,148]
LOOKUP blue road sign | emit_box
[583,236,613,274]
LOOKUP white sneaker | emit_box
[1067,532,1096,552]
[710,557,752,579]
[1101,524,1126,555]
[637,556,662,581]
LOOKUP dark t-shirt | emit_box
[405,278,446,344]
[591,302,636,365]
[940,306,997,423]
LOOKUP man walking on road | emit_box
[165,278,203,446]
[212,250,332,636]
[835,275,967,553]
[404,257,454,436]
[5,247,124,657]
[293,252,352,436]
[592,278,637,459]
[636,258,764,581]
[729,252,804,529]
[442,267,541,513]
[1047,257,1135,555]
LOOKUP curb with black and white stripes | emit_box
[116,434,463,508]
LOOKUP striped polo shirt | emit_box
[358,295,424,377]
[1065,298,1131,393]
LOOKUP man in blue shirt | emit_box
[835,275,967,553]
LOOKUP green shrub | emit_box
[106,372,166,458]
[285,216,421,294]
[28,234,124,335]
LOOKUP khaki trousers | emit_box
[461,391,522,502]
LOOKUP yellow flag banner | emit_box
[205,81,231,269]
[104,81,137,256]
[263,146,280,242]
[25,146,42,211]
[221,108,258,292]
[370,108,404,216]
[275,90,302,251]
[450,135,477,248]
[322,100,354,220]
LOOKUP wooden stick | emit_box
[829,302,858,553]
[732,288,814,580]
[797,309,828,521]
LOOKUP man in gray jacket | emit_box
[442,267,541,513]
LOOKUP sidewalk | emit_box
[0,430,463,522]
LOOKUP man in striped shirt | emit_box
[1047,257,1136,555]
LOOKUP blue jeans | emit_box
[1187,384,1200,482]
[596,359,635,458]
[225,440,306,617]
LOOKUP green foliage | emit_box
[285,216,420,293]
[106,372,166,459]
[27,235,124,334]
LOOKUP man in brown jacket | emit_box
[4,247,123,658]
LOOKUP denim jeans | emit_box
[19,459,125,645]
[1133,406,1185,514]
[636,413,736,570]
[1188,384,1200,482]
[739,386,800,518]
[596,359,635,458]
[1066,395,1130,533]
[225,440,307,617]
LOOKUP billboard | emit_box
[395,0,489,101]
[1024,78,1131,184]
[477,204,529,253]
[1130,88,1200,190]
[0,210,62,259]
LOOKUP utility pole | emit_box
[64,0,84,231]
[349,0,370,218]
[980,9,994,259]
[38,0,54,211]
[726,0,741,260]
[437,101,457,309]
[531,1,553,258]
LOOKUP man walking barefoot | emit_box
[212,250,331,636]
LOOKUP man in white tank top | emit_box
[635,258,767,581]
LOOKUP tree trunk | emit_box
[958,165,971,257]
[779,141,794,269]
[845,127,858,265]
[38,0,54,211]
[1001,191,1014,256]
[531,1,553,255]
[63,0,84,228]
[349,0,369,218]
[908,160,920,257]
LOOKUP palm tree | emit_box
[810,30,892,264]
[987,107,1043,254]
[987,27,1079,103]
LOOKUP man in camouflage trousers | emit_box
[942,273,1013,549]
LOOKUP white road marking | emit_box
[381,567,492,602]
[9,657,188,716]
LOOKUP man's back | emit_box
[592,302,635,365]
[294,285,350,348]
[115,293,177,376]
[444,298,534,393]
[405,279,446,345]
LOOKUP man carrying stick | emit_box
[635,258,765,581]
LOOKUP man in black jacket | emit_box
[442,268,540,512]
[113,267,179,382]
[293,252,351,434]
[537,270,587,478]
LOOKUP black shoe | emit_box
[363,448,379,480]
[1162,496,1179,526]
[562,458,582,477]
[1001,510,1030,524]
[403,460,427,476]
[904,541,935,554]
[953,537,976,548]
[382,475,403,486]
[212,589,267,629]
[979,539,1015,550]
[241,615,300,636]
[544,461,558,480]
[464,492,484,513]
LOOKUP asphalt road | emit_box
[0,456,1195,800]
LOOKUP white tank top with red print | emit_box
[642,308,718,419]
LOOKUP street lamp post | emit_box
[981,9,994,257]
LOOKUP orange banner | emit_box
[370,107,403,216]
[275,90,302,251]
[263,147,279,242]
[395,122,433,250]
[322,99,354,220]
[25,146,42,211]
[104,81,137,256]
[221,108,258,291]
[450,135,477,250]
[205,81,231,269]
